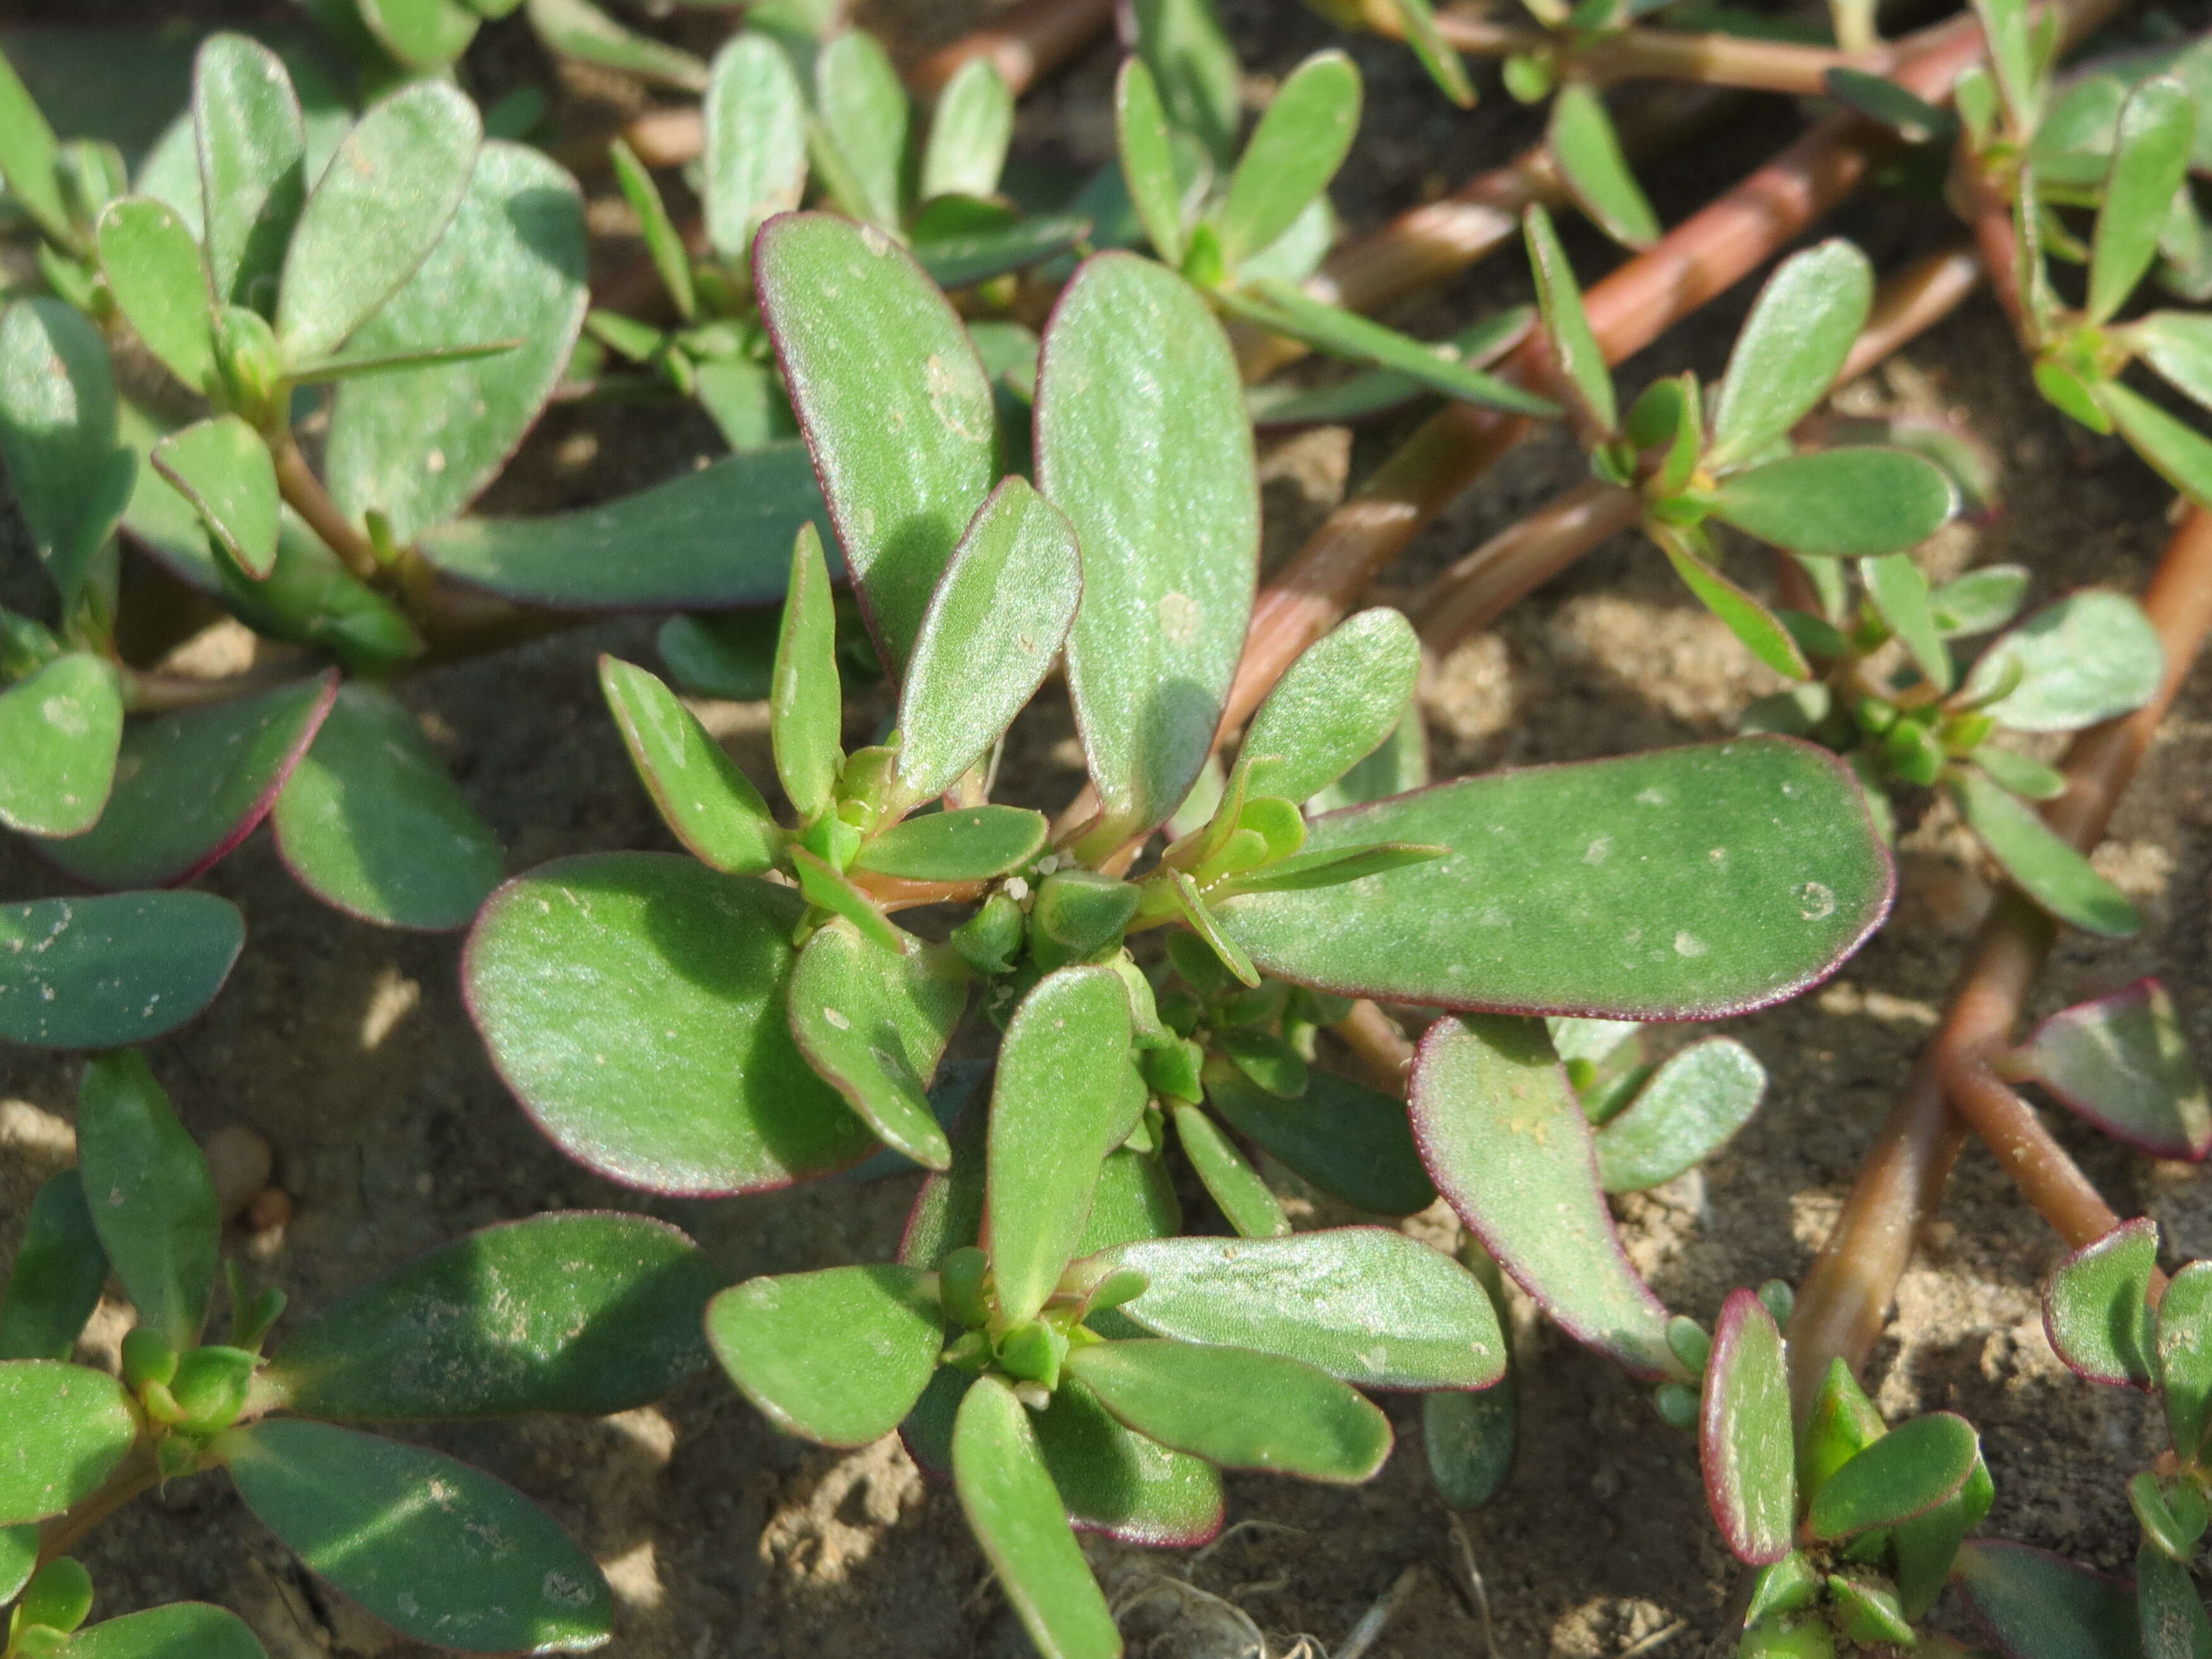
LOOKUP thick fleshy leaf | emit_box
[1425,1378,1514,1509]
[2139,312,2212,415]
[2101,378,2212,507]
[65,1605,270,1659]
[1712,447,1957,557]
[192,35,307,311]
[1954,1541,2142,1659]
[1252,308,1535,428]
[0,652,123,837]
[1978,746,2069,800]
[1205,1062,1435,1215]
[0,1174,103,1361]
[854,808,1047,882]
[706,1265,940,1446]
[1894,1455,1994,1620]
[893,477,1081,805]
[1116,58,1184,269]
[951,1375,1121,1659]
[2013,980,2210,1159]
[267,1213,721,1419]
[417,444,827,609]
[916,211,1092,292]
[1934,564,2032,636]
[812,30,909,229]
[2091,78,2194,323]
[152,415,279,579]
[222,1419,612,1653]
[0,1361,135,1526]
[464,853,874,1194]
[1864,552,1954,693]
[757,213,997,669]
[1410,1015,1677,1378]
[1700,1289,1796,1565]
[0,1528,36,1612]
[1963,591,2163,732]
[324,142,587,543]
[1173,1104,1289,1237]
[95,197,216,394]
[1707,241,1873,465]
[1594,1037,1766,1191]
[923,58,1013,202]
[1524,204,1615,434]
[792,849,901,953]
[1215,51,1359,265]
[1807,1411,1979,1538]
[1038,253,1258,849]
[275,81,480,362]
[360,0,481,68]
[1097,1229,1501,1390]
[772,521,840,823]
[33,674,337,890]
[0,297,133,607]
[76,1049,218,1352]
[703,33,807,260]
[1079,1147,1183,1256]
[0,892,243,1050]
[1030,1376,1223,1545]
[1657,530,1809,679]
[0,47,68,247]
[1308,703,1427,812]
[1549,84,1659,248]
[2137,1542,2210,1659]
[1953,769,2141,938]
[1220,738,1891,1018]
[600,657,778,877]
[1132,0,1241,166]
[2158,1260,2212,1462]
[1067,1339,1390,1483]
[989,966,1138,1327]
[2043,1217,2158,1386]
[789,920,966,1170]
[524,0,708,90]
[658,609,777,700]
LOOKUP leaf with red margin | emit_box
[1953,1541,2142,1659]
[2043,1217,2159,1387]
[1700,1289,1796,1565]
[2012,979,2211,1160]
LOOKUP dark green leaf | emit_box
[360,0,482,69]
[1205,1061,1434,1215]
[757,212,997,669]
[0,892,243,1050]
[0,652,122,837]
[2091,78,2193,324]
[0,1362,135,1526]
[2042,1217,2158,1385]
[1030,1375,1223,1545]
[1962,590,2163,732]
[706,1264,940,1445]
[1807,1410,1979,1538]
[1953,769,2142,937]
[1307,703,1427,812]
[0,297,132,608]
[1216,51,1359,266]
[191,35,306,312]
[2100,379,2212,508]
[1700,1289,1796,1564]
[789,919,965,1169]
[76,1049,217,1352]
[703,33,807,260]
[1078,1146,1182,1256]
[0,47,69,248]
[95,197,215,394]
[1220,1027,1306,1098]
[2014,980,2209,1160]
[1824,67,1949,141]
[152,415,279,579]
[267,1212,721,1419]
[951,1375,1121,1659]
[1549,84,1659,248]
[2161,1261,2212,1463]
[1425,1380,1514,1509]
[524,0,708,90]
[1524,204,1615,434]
[1116,58,1184,269]
[1894,1455,1993,1619]
[1864,552,1954,692]
[854,808,1048,882]
[0,1174,104,1361]
[812,29,909,228]
[64,1605,270,1659]
[222,1418,612,1653]
[657,609,777,701]
[1594,1036,1765,1191]
[1038,253,1257,850]
[1711,447,1957,557]
[1172,1103,1290,1237]
[2136,1541,2211,1659]
[1708,240,1872,465]
[33,674,336,890]
[1410,1016,1677,1377]
[1656,527,1811,679]
[914,209,1093,289]
[600,657,779,878]
[1066,1339,1391,1483]
[464,853,875,1194]
[1953,1541,2143,1659]
[610,137,694,322]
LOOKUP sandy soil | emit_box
[4,1,2209,1655]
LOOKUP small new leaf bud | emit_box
[1665,1315,1711,1377]
[1030,870,1140,972]
[214,305,284,429]
[996,1321,1067,1390]
[1756,1280,1795,1330]
[952,891,1025,976]
[1139,1038,1205,1105]
[120,1327,178,1392]
[1653,1381,1699,1430]
[154,1434,202,1481]
[170,1345,260,1434]
[939,1247,992,1330]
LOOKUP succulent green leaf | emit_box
[191,35,307,312]
[1172,1103,1290,1238]
[1308,703,1428,812]
[1524,204,1615,434]
[359,0,482,69]
[1097,1227,1502,1389]
[1893,1452,1995,1619]
[1978,746,2069,801]
[1933,564,2032,637]
[2091,78,2194,324]
[2014,980,2210,1160]
[1548,84,1660,249]
[1038,253,1258,849]
[812,30,909,229]
[1025,1375,1223,1545]
[0,48,69,248]
[465,853,875,1194]
[1425,1378,1514,1509]
[854,808,1048,882]
[988,967,1138,1326]
[893,476,1081,805]
[2042,1217,2158,1386]
[1711,448,1957,557]
[658,609,779,702]
[2139,312,2212,415]
[1410,1016,1677,1377]
[951,1375,1122,1659]
[1220,737,1891,1018]
[152,415,279,579]
[274,81,481,362]
[600,657,778,878]
[1953,1541,2143,1659]
[1168,872,1260,988]
[2136,1540,2212,1659]
[266,1213,721,1419]
[2100,379,2212,508]
[0,892,243,1050]
[1116,58,1184,269]
[1952,769,2141,938]
[1700,1289,1796,1565]
[1963,591,2163,733]
[222,1418,612,1653]
[0,652,122,837]
[1215,51,1359,267]
[95,197,215,394]
[1708,241,1873,466]
[1656,528,1810,679]
[1823,67,1949,141]
[1808,1410,1979,1538]
[610,137,695,322]
[757,212,997,669]
[2160,1261,2212,1464]
[1067,1339,1390,1483]
[706,1265,940,1446]
[75,1049,218,1352]
[789,919,966,1169]
[1797,1357,1886,1502]
[0,1174,104,1362]
[772,521,841,823]
[33,674,337,890]
[914,208,1092,291]
[923,58,1013,202]
[0,1362,135,1526]
[0,298,133,609]
[1079,1146,1182,1258]
[703,34,808,260]
[1386,0,1475,104]
[1864,552,1954,692]
[1251,308,1535,428]
[523,0,708,91]
[416,443,827,610]
[792,849,903,953]
[1129,0,1240,167]
[1205,1062,1435,1215]
[1594,1036,1766,1192]
[64,1605,270,1659]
